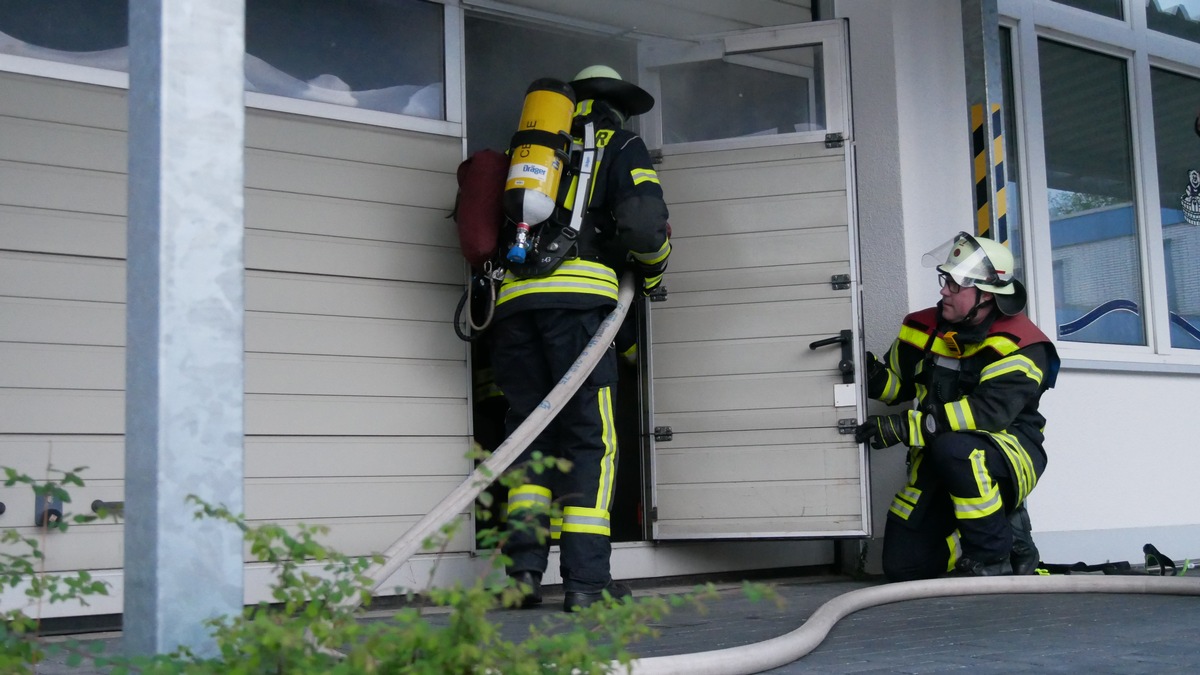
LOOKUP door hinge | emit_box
[824,132,844,148]
[654,426,673,442]
[838,418,858,435]
[831,274,850,290]
[648,285,668,302]
[648,506,658,522]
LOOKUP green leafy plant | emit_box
[0,460,776,674]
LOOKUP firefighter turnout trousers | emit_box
[489,306,619,594]
[881,429,1046,582]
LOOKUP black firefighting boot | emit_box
[1009,503,1041,575]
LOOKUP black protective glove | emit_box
[864,351,888,396]
[854,410,929,449]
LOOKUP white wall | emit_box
[841,0,1200,569]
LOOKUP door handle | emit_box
[808,329,854,384]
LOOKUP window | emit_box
[1038,39,1145,346]
[464,15,637,154]
[1051,0,1124,20]
[657,46,825,145]
[1148,1,1200,43]
[1150,67,1200,350]
[1000,27,1025,282]
[0,0,447,122]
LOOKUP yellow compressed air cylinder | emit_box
[504,78,576,232]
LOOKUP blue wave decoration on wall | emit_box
[1170,312,1200,343]
[1058,299,1140,336]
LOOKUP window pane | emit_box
[659,46,825,145]
[0,0,445,121]
[1148,1,1200,44]
[246,0,444,119]
[1038,40,1145,346]
[464,16,637,154]
[1051,0,1124,20]
[999,27,1025,283]
[1150,67,1200,350]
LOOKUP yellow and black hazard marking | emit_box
[971,102,1008,242]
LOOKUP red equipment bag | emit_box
[452,149,509,270]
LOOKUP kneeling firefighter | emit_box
[490,65,671,612]
[855,232,1059,580]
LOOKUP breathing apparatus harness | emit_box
[454,111,608,341]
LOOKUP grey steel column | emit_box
[961,0,1009,242]
[125,0,246,657]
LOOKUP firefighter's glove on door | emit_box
[854,409,936,449]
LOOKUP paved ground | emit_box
[31,572,1200,673]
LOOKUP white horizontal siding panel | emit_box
[247,230,462,284]
[652,297,851,343]
[0,115,126,172]
[0,436,125,480]
[249,313,461,360]
[653,336,837,378]
[0,205,125,258]
[664,157,845,205]
[661,280,846,308]
[671,227,848,274]
[246,477,466,521]
[247,396,466,437]
[247,113,461,172]
[0,161,125,216]
[656,445,861,484]
[246,273,461,320]
[668,192,847,237]
[246,436,469,479]
[655,371,843,414]
[245,150,455,211]
[0,72,127,130]
[655,407,836,434]
[0,345,465,398]
[654,427,846,449]
[654,515,865,538]
[662,139,839,170]
[0,390,468,436]
[665,261,847,295]
[0,298,124,346]
[247,191,456,246]
[656,480,861,519]
[0,253,123,302]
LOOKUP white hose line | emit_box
[340,273,636,610]
[615,574,1200,675]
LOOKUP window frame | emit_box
[0,0,464,137]
[1001,0,1200,371]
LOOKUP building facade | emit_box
[0,0,1197,619]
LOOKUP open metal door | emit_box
[639,21,868,540]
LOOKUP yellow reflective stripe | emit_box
[990,430,1037,503]
[944,398,976,430]
[951,449,1002,519]
[574,100,594,116]
[507,485,552,515]
[550,516,562,541]
[563,174,579,210]
[880,369,901,404]
[631,167,660,185]
[946,530,962,572]
[898,325,929,350]
[632,239,671,265]
[562,506,610,536]
[596,386,618,512]
[980,354,1044,385]
[907,410,926,447]
[497,260,618,305]
[889,485,921,520]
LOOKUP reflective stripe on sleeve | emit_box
[562,506,610,536]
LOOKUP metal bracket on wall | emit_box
[824,132,844,148]
[831,274,850,290]
[654,426,673,442]
[838,418,858,435]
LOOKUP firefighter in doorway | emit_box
[491,65,671,612]
[855,232,1059,580]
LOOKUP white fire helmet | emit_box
[921,231,1027,316]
